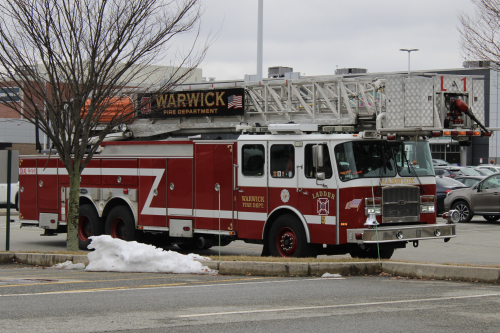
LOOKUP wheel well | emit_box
[79,196,94,208]
[102,198,135,224]
[263,207,310,244]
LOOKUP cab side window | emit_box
[304,144,333,179]
[242,144,265,177]
[271,144,294,178]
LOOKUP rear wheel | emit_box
[452,201,473,222]
[268,214,317,258]
[78,204,104,250]
[105,206,136,241]
[483,215,500,222]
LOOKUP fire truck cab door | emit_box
[237,141,268,239]
[296,142,337,245]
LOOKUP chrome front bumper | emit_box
[347,223,456,244]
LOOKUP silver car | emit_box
[444,174,500,222]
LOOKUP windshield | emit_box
[438,177,467,187]
[334,141,396,181]
[460,168,480,176]
[397,141,434,176]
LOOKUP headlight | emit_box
[366,207,382,215]
[421,205,435,213]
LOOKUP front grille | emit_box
[382,186,420,223]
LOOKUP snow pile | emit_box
[85,235,213,274]
[321,273,342,278]
[52,261,86,270]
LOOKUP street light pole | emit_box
[400,48,419,74]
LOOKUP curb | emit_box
[1,253,499,284]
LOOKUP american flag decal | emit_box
[228,95,243,109]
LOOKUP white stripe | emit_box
[37,168,57,175]
[178,292,500,318]
[195,209,233,219]
[238,211,267,221]
[102,168,137,176]
[304,215,336,225]
[168,208,193,216]
[140,169,166,216]
[81,169,101,175]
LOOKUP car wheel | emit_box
[452,201,473,222]
[483,215,500,222]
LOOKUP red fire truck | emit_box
[18,73,489,258]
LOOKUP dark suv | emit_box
[434,166,481,178]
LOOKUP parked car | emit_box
[454,176,486,187]
[473,168,494,176]
[435,177,468,215]
[432,159,450,166]
[434,166,481,178]
[0,181,19,210]
[444,173,500,222]
[476,165,500,173]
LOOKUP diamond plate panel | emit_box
[404,77,434,127]
[385,76,405,128]
[472,79,485,124]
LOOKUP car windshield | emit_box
[460,168,480,176]
[397,141,435,176]
[476,168,494,175]
[438,177,466,186]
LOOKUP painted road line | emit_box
[0,277,276,297]
[177,292,500,318]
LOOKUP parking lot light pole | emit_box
[400,48,419,74]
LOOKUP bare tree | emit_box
[459,0,500,67]
[0,0,208,251]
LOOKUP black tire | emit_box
[105,206,136,241]
[350,247,394,259]
[78,204,104,250]
[452,201,473,222]
[268,214,317,258]
[15,194,19,211]
[483,215,500,222]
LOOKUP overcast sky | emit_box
[178,0,479,80]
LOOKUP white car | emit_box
[0,182,19,210]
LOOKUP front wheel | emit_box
[268,214,317,258]
[78,204,104,250]
[452,201,473,222]
[483,215,500,222]
[105,206,136,241]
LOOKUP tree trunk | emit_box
[66,170,81,251]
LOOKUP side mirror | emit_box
[316,172,325,181]
[312,145,323,168]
